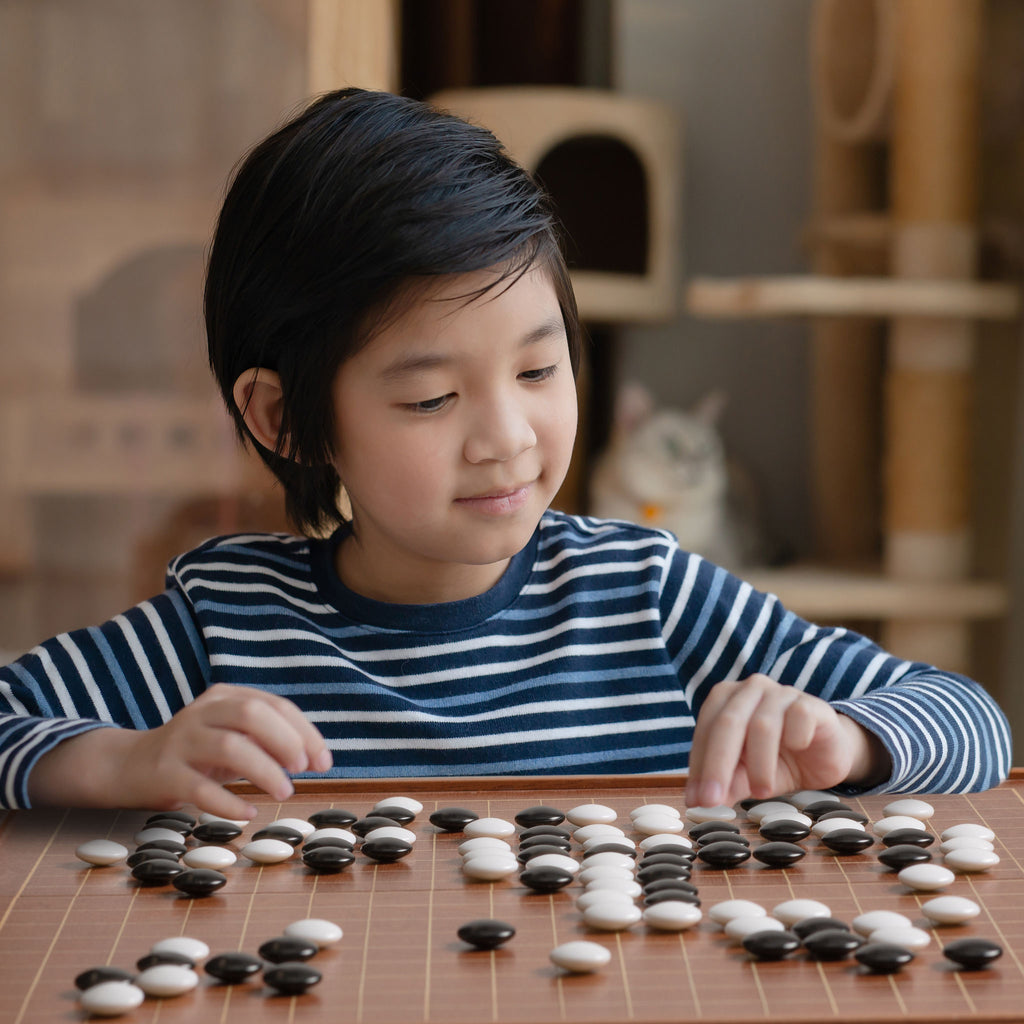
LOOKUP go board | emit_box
[1,772,1023,1023]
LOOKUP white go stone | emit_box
[527,853,580,875]
[582,902,643,931]
[75,839,129,867]
[643,901,703,931]
[199,812,250,828]
[760,810,813,828]
[364,825,417,845]
[788,790,837,809]
[724,916,786,943]
[686,804,736,823]
[374,795,423,815]
[285,918,343,948]
[631,813,685,836]
[578,865,635,886]
[944,847,1000,873]
[459,837,511,857]
[576,888,636,912]
[549,940,612,973]
[869,925,932,950]
[709,899,767,925]
[872,815,928,837]
[811,817,866,837]
[183,846,237,870]
[79,981,145,1017]
[461,853,519,880]
[744,801,793,823]
[852,910,912,936]
[151,936,210,962]
[268,816,316,838]
[584,876,642,898]
[308,827,357,846]
[134,964,200,997]
[241,838,295,864]
[897,863,955,891]
[772,899,831,926]
[463,817,516,839]
[567,803,617,826]
[630,803,681,820]
[940,836,994,854]
[921,895,981,925]
[940,823,996,842]
[582,851,636,870]
[582,834,635,852]
[638,834,693,851]
[133,827,183,846]
[883,798,935,820]
[572,824,625,843]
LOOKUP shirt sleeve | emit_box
[0,588,211,808]
[658,543,1012,794]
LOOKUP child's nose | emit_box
[463,395,537,463]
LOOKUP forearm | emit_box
[26,726,140,809]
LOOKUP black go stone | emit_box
[803,928,864,961]
[738,797,766,812]
[759,819,811,843]
[643,889,700,906]
[801,799,846,820]
[855,942,916,973]
[519,833,572,852]
[143,817,193,836]
[816,808,869,825]
[514,805,566,828]
[581,842,637,859]
[172,868,227,897]
[145,809,196,829]
[372,804,417,826]
[75,966,136,990]
[252,825,304,847]
[637,863,692,884]
[136,838,187,856]
[263,961,322,995]
[191,820,243,844]
[361,837,413,863]
[352,815,405,837]
[518,825,572,842]
[792,917,850,940]
[302,846,355,873]
[131,859,186,886]
[643,877,697,896]
[639,851,695,868]
[688,820,741,840]
[696,841,751,868]
[697,830,750,848]
[457,919,516,950]
[752,841,806,868]
[302,836,355,853]
[881,827,934,848]
[877,844,933,870]
[641,843,696,859]
[820,828,875,855]
[205,952,264,984]
[136,951,195,971]
[742,929,801,961]
[519,864,574,893]
[428,807,479,832]
[308,808,358,829]
[259,937,318,964]
[943,937,1004,970]
[126,848,179,869]
[517,843,571,864]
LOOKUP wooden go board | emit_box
[1,773,1023,1023]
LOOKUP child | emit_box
[0,89,1011,821]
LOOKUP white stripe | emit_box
[662,553,701,647]
[141,603,195,707]
[184,580,332,615]
[112,615,174,722]
[522,554,666,595]
[177,559,318,592]
[534,534,668,573]
[34,647,80,718]
[684,581,754,704]
[56,633,110,718]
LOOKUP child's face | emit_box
[330,265,578,603]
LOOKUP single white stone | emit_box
[788,790,837,810]
[78,981,145,1016]
[583,876,641,898]
[459,836,511,857]
[686,804,737,823]
[852,910,912,936]
[940,836,994,854]
[549,940,612,972]
[150,936,210,962]
[582,902,643,931]
[940,823,996,842]
[944,847,1000,873]
[576,888,636,911]
[643,901,703,931]
[744,801,794,823]
[630,803,681,820]
[567,803,617,826]
[772,899,831,926]
[285,917,343,948]
[133,827,183,846]
[307,826,357,846]
[638,833,693,851]
[811,817,866,837]
[581,851,636,870]
[265,816,314,838]
[461,852,519,880]
[526,853,580,875]
[199,812,250,828]
[708,899,767,925]
[921,895,981,925]
[873,815,928,837]
[463,817,516,839]
[183,846,237,870]
[582,834,635,852]
[867,925,932,950]
[759,810,813,828]
[883,798,935,820]
[374,795,423,815]
[241,838,295,864]
[578,864,635,886]
[724,916,786,942]
[134,964,200,997]
[632,813,685,836]
[363,825,417,845]
[75,839,129,867]
[897,863,955,891]
[572,823,625,843]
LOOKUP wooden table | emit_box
[1,774,1022,1023]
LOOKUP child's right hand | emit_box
[28,684,332,820]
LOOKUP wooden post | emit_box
[307,0,400,94]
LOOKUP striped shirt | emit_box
[0,512,1011,808]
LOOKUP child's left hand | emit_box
[685,674,890,809]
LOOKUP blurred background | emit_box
[1,0,1023,743]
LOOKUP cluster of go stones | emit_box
[438,792,1003,976]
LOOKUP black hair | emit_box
[205,87,581,535]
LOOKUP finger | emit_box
[184,770,261,822]
[686,681,741,805]
[741,687,805,800]
[185,725,297,803]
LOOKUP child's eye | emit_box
[519,364,558,383]
[406,394,453,414]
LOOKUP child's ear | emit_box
[233,367,286,454]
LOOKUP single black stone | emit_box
[519,864,574,893]
[638,851,695,868]
[308,808,358,828]
[580,842,637,859]
[514,805,566,828]
[816,807,868,824]
[801,799,846,820]
[518,825,572,842]
[74,966,136,990]
[172,868,227,897]
[428,807,479,832]
[688,820,741,839]
[791,917,850,940]
[302,845,356,873]
[641,843,697,858]
[136,838,187,856]
[742,929,801,961]
[302,836,355,853]
[517,843,571,863]
[126,848,179,868]
[259,937,318,963]
[943,937,1004,970]
[136,951,195,971]
[820,829,875,855]
[131,858,186,886]
[205,952,264,984]
[361,836,413,863]
[642,877,697,895]
[372,804,417,825]
[696,840,751,868]
[263,961,322,995]
[855,942,915,973]
[697,830,750,848]
[352,815,405,837]
[251,825,304,847]
[881,827,934,848]
[738,797,766,812]
[877,844,933,870]
[643,889,700,906]
[191,820,243,843]
[637,863,691,885]
[457,919,516,950]
[758,819,811,842]
[144,809,196,828]
[519,833,572,852]
[803,928,864,961]
[752,841,806,868]
[142,817,193,836]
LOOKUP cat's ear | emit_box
[691,389,728,426]
[615,382,654,433]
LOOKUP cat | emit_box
[589,383,766,570]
